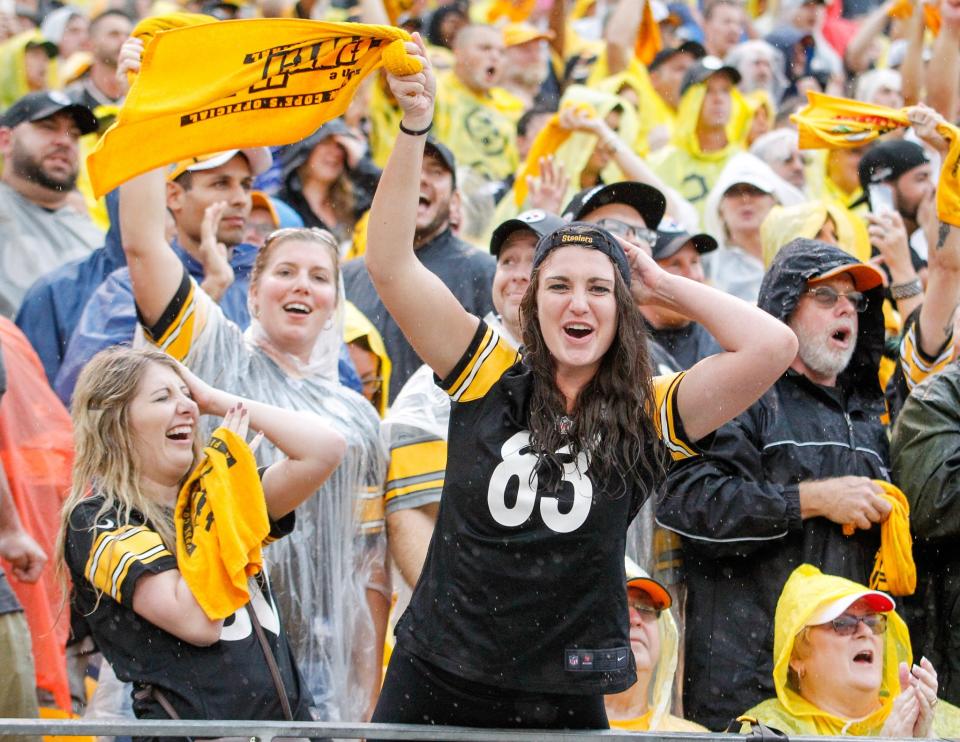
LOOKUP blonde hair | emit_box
[57,347,198,604]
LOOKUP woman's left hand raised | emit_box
[387,33,435,132]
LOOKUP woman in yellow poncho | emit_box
[0,30,59,110]
[742,564,960,737]
[606,559,708,733]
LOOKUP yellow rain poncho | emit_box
[0,31,59,110]
[490,85,637,237]
[742,564,960,737]
[607,563,708,733]
[648,81,750,216]
[343,300,392,417]
[586,49,675,156]
[761,200,871,267]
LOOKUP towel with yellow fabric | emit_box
[634,0,662,65]
[486,0,536,22]
[792,91,960,226]
[840,480,916,597]
[175,426,270,620]
[513,100,595,206]
[888,0,940,35]
[87,16,423,196]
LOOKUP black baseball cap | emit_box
[490,209,566,257]
[679,55,742,98]
[424,136,457,188]
[562,181,667,231]
[652,229,717,260]
[533,222,631,287]
[0,91,98,135]
[648,40,707,72]
[857,139,929,193]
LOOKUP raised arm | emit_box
[182,366,347,520]
[604,0,642,76]
[624,241,798,441]
[909,105,960,358]
[364,35,480,380]
[116,36,184,326]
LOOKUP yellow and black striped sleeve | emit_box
[652,371,698,462]
[138,267,206,362]
[357,485,386,535]
[900,320,953,392]
[439,322,521,403]
[384,430,447,514]
[82,525,176,607]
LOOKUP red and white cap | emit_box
[808,590,896,626]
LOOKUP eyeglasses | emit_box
[805,286,869,313]
[826,613,888,636]
[595,218,657,247]
[628,599,662,621]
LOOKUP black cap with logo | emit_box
[0,91,98,135]
[490,209,566,257]
[533,222,632,287]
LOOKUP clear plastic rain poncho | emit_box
[151,276,387,722]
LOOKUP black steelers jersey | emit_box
[395,321,696,695]
[65,496,312,724]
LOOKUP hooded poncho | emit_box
[743,564,960,736]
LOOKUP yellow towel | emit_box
[634,0,662,66]
[841,481,916,597]
[87,17,422,197]
[175,426,270,620]
[486,0,536,22]
[513,101,595,206]
[888,0,940,35]
[792,91,960,226]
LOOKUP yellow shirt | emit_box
[434,70,520,181]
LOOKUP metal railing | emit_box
[0,718,887,741]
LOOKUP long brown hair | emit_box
[519,258,667,501]
[56,348,198,603]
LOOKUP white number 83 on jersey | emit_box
[487,431,593,533]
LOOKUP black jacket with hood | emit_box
[657,240,889,731]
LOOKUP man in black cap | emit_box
[343,138,496,402]
[649,41,707,115]
[642,227,722,369]
[858,139,934,250]
[383,209,564,588]
[0,91,101,317]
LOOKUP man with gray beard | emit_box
[657,239,894,730]
[0,92,102,317]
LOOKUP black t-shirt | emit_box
[395,322,696,695]
[65,496,311,723]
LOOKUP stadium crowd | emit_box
[1,0,960,735]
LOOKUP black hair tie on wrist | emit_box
[399,119,433,136]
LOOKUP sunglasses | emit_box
[826,612,887,636]
[805,286,869,313]
[595,218,657,247]
[628,599,662,621]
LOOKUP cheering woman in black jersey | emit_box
[366,35,799,731]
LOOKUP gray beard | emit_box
[796,330,856,382]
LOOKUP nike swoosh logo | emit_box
[617,654,626,662]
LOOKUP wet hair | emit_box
[56,347,199,605]
[519,256,667,502]
[249,227,341,301]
